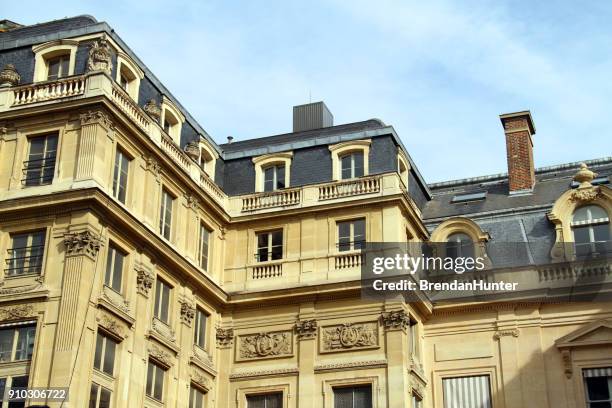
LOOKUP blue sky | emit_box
[5,1,612,182]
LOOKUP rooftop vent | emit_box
[451,191,487,204]
[293,101,333,133]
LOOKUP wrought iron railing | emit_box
[4,245,45,276]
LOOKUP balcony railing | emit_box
[252,262,283,279]
[242,188,301,212]
[12,75,86,106]
[334,252,363,269]
[319,176,380,200]
[160,133,192,169]
[110,83,151,132]
[4,245,44,276]
[21,156,56,186]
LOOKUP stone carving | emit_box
[179,300,196,326]
[314,360,387,372]
[216,328,234,347]
[80,110,113,128]
[0,283,43,295]
[570,163,601,203]
[97,314,126,339]
[185,193,200,210]
[238,331,293,360]
[143,99,161,121]
[0,64,20,87]
[295,319,317,340]
[87,37,112,75]
[184,141,200,161]
[143,154,161,179]
[135,263,154,296]
[101,285,130,314]
[561,349,572,378]
[381,310,410,331]
[63,231,102,259]
[230,367,299,379]
[321,322,378,352]
[193,344,213,365]
[152,317,176,343]
[190,368,211,391]
[0,304,35,321]
[493,329,520,340]
[148,344,173,368]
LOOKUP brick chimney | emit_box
[499,111,536,194]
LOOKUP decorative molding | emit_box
[493,329,520,340]
[295,319,317,340]
[0,64,20,87]
[63,231,102,259]
[320,322,379,353]
[101,285,130,314]
[216,328,234,348]
[561,349,572,378]
[184,141,200,161]
[0,304,35,322]
[135,262,154,297]
[237,331,293,361]
[314,359,387,373]
[0,283,44,296]
[570,187,601,203]
[97,314,126,340]
[143,99,161,121]
[80,110,113,129]
[148,343,173,369]
[152,317,176,343]
[381,310,410,331]
[184,193,200,210]
[143,154,161,179]
[86,37,112,75]
[190,367,212,391]
[179,300,196,326]
[229,367,299,380]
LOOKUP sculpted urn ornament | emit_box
[0,64,20,87]
[184,141,200,161]
[87,37,113,75]
[143,99,162,121]
[570,163,600,203]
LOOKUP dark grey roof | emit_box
[423,157,612,222]
[0,15,97,45]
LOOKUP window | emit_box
[46,54,69,80]
[446,233,474,259]
[115,53,143,101]
[572,205,610,258]
[583,367,612,408]
[263,164,286,192]
[104,244,125,293]
[198,224,211,272]
[408,319,418,356]
[189,386,206,408]
[89,383,111,408]
[412,394,422,408]
[159,189,174,240]
[338,219,366,252]
[256,230,283,262]
[333,385,372,408]
[194,308,208,349]
[93,332,117,376]
[398,153,409,188]
[112,148,130,204]
[23,133,58,186]
[442,375,492,408]
[340,152,364,180]
[119,72,130,90]
[246,392,283,408]
[5,230,46,277]
[0,324,35,363]
[0,375,29,408]
[160,96,184,143]
[154,279,171,324]
[146,360,165,401]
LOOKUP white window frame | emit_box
[115,52,144,101]
[329,139,371,181]
[32,40,78,82]
[252,152,293,193]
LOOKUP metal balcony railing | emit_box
[4,245,45,276]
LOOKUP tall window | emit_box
[5,230,46,276]
[23,133,58,186]
[93,332,117,376]
[583,367,612,408]
[112,148,130,204]
[159,189,174,240]
[198,224,211,272]
[189,386,206,408]
[263,164,286,192]
[412,394,423,408]
[154,279,171,324]
[572,205,610,258]
[146,360,165,401]
[340,151,364,180]
[442,375,492,408]
[338,219,365,252]
[446,233,474,259]
[408,319,418,357]
[333,385,372,408]
[46,55,69,80]
[0,375,29,408]
[104,244,125,293]
[194,308,207,349]
[89,383,111,408]
[256,230,283,262]
[0,324,36,363]
[246,392,283,408]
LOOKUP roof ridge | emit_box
[0,15,97,33]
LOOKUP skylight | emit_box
[451,191,487,203]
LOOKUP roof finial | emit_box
[573,163,597,188]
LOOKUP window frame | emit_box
[0,323,36,363]
[329,140,371,181]
[193,307,209,350]
[32,39,78,82]
[112,147,131,205]
[23,132,59,187]
[5,229,47,278]
[198,223,212,273]
[115,52,143,101]
[153,278,172,325]
[160,96,185,144]
[337,218,366,252]
[145,359,166,402]
[159,188,175,241]
[332,384,373,408]
[89,382,112,408]
[252,153,293,193]
[263,163,286,192]
[571,205,610,258]
[104,243,126,294]
[189,383,207,408]
[255,229,284,263]
[93,331,118,377]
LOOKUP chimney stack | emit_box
[293,101,333,132]
[499,111,536,194]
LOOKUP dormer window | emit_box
[160,96,184,144]
[119,72,130,90]
[32,39,78,82]
[46,54,70,80]
[329,140,371,181]
[572,205,610,258]
[341,151,364,180]
[264,164,285,192]
[446,232,474,259]
[252,152,292,193]
[115,52,143,101]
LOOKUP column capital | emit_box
[63,230,102,259]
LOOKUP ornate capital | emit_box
[295,319,317,340]
[493,328,520,340]
[0,304,35,321]
[135,262,154,297]
[179,300,196,326]
[63,231,102,259]
[0,64,20,87]
[143,154,161,180]
[87,37,112,75]
[381,310,410,331]
[80,110,113,129]
[143,99,161,121]
[216,328,234,348]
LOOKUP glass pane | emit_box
[264,167,275,192]
[99,386,111,408]
[103,337,116,375]
[338,222,351,252]
[353,385,372,408]
[587,377,610,400]
[154,365,164,400]
[47,58,60,80]
[161,283,170,323]
[88,383,98,408]
[14,326,35,361]
[93,333,103,370]
[276,165,285,189]
[334,387,353,408]
[246,394,265,408]
[257,233,269,262]
[353,152,364,177]
[59,57,69,78]
[112,249,124,292]
[354,219,366,249]
[341,156,352,180]
[0,330,13,362]
[267,393,283,408]
[146,362,154,397]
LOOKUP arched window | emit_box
[572,205,610,257]
[446,233,474,259]
[263,164,286,192]
[340,151,364,180]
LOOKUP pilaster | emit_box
[75,110,113,184]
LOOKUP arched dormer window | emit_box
[199,141,218,180]
[572,205,610,258]
[430,217,491,266]
[329,140,371,181]
[252,153,293,193]
[160,96,185,144]
[116,52,143,101]
[32,40,79,82]
[397,151,410,189]
[446,232,475,259]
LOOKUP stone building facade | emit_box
[0,15,610,408]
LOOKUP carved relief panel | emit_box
[320,322,379,353]
[236,331,293,361]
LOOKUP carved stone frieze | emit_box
[152,317,176,343]
[237,331,293,360]
[135,262,154,297]
[0,304,35,321]
[63,231,102,259]
[0,283,44,296]
[229,367,299,380]
[216,328,234,348]
[314,359,387,373]
[190,367,211,391]
[295,319,318,340]
[148,344,173,368]
[184,193,200,210]
[80,110,113,129]
[179,300,196,326]
[143,99,161,121]
[320,322,378,352]
[97,314,126,340]
[493,329,520,340]
[570,187,601,203]
[381,310,410,331]
[87,37,112,75]
[0,64,20,87]
[101,285,130,314]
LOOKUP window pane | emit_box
[276,165,285,189]
[154,364,164,400]
[353,152,364,177]
[88,383,98,408]
[257,233,269,262]
[587,377,610,401]
[102,337,116,376]
[341,155,352,179]
[99,386,111,408]
[199,226,210,271]
[264,167,275,192]
[353,385,372,408]
[146,362,154,397]
[161,283,170,323]
[333,387,353,408]
[354,219,366,249]
[111,248,124,292]
[14,326,35,361]
[93,333,103,371]
[195,309,207,348]
[271,231,283,260]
